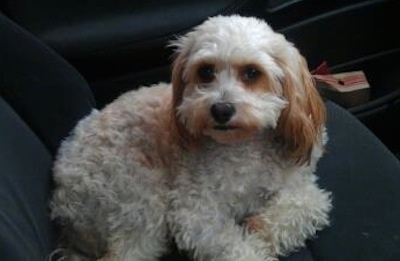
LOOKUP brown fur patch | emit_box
[243,215,265,233]
[234,63,274,93]
[170,51,200,151]
[274,54,326,164]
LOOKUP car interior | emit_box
[1,0,399,260]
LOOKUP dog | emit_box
[51,15,332,261]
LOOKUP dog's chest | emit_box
[178,141,285,209]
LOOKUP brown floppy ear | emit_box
[275,54,326,164]
[170,46,197,149]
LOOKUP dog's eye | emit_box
[197,64,215,83]
[242,66,261,83]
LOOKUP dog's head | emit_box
[170,15,325,163]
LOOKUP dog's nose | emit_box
[210,103,236,124]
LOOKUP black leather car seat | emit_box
[1,5,400,261]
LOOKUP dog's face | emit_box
[171,16,325,162]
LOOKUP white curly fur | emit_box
[51,15,332,261]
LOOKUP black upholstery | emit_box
[0,0,265,80]
[309,102,400,261]
[2,0,248,56]
[0,13,94,260]
[0,96,55,260]
[1,2,400,261]
[281,101,400,261]
[0,12,95,154]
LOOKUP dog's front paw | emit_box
[241,253,263,261]
[244,256,259,261]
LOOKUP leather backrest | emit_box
[0,0,261,79]
[0,12,95,154]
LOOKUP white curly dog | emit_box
[51,15,332,261]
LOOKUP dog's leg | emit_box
[245,178,332,258]
[53,168,169,261]
[100,174,169,261]
[98,229,169,261]
[56,201,168,261]
[168,191,272,261]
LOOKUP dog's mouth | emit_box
[213,125,238,131]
